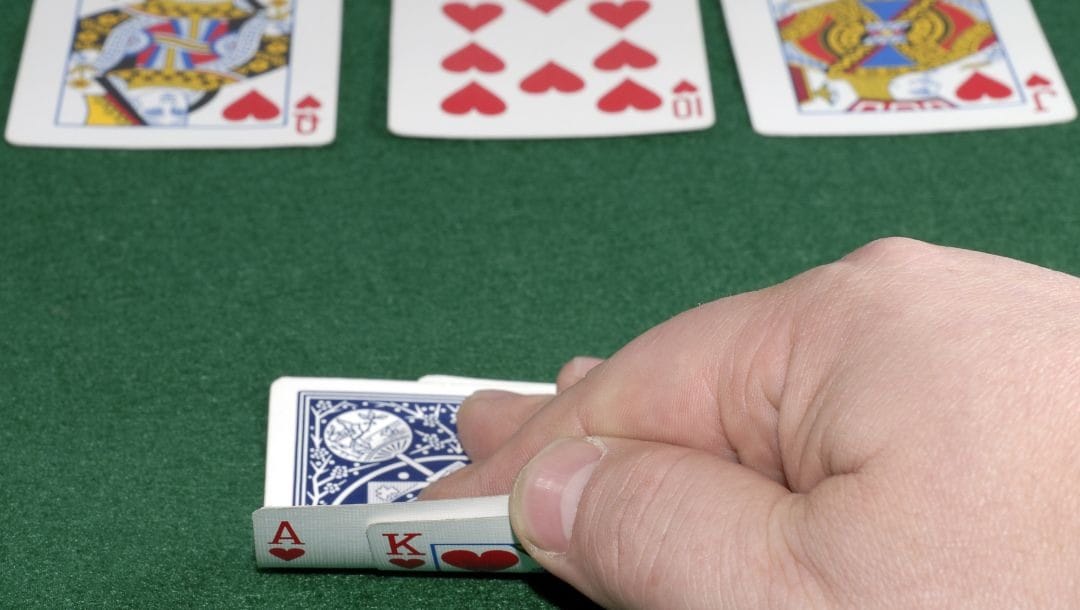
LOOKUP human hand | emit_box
[423,238,1080,608]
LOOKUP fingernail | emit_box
[463,390,517,407]
[460,390,515,418]
[512,438,603,554]
[568,356,602,377]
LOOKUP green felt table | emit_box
[2,1,1079,607]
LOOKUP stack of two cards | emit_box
[5,0,1075,148]
[4,0,714,147]
[254,376,555,572]
[393,0,1078,136]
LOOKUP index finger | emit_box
[422,285,797,500]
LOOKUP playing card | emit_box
[256,376,553,571]
[6,0,341,149]
[388,0,715,138]
[721,0,1076,135]
[417,374,557,395]
[253,494,543,571]
[367,514,541,573]
[264,377,489,508]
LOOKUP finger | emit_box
[509,436,828,608]
[422,284,797,500]
[454,357,603,466]
[454,391,551,462]
[555,356,604,393]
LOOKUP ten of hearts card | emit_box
[388,0,715,139]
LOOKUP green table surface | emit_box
[3,1,1079,607]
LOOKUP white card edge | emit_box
[387,118,716,140]
[416,375,557,395]
[4,0,53,148]
[253,494,511,519]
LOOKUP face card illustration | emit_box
[720,0,1076,135]
[388,0,715,138]
[264,378,487,508]
[6,0,341,148]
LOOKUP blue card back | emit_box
[292,392,466,506]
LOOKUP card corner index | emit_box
[364,512,541,573]
[253,505,376,569]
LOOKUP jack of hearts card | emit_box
[6,0,341,148]
[721,0,1076,135]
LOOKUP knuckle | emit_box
[840,236,938,268]
[798,237,951,316]
[556,357,590,391]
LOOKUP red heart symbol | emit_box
[389,558,426,569]
[520,62,584,94]
[598,79,661,113]
[589,1,650,29]
[442,43,505,73]
[1026,73,1052,88]
[522,0,568,14]
[269,547,305,561]
[673,80,697,94]
[956,72,1012,101]
[442,3,503,32]
[440,549,520,571]
[594,40,657,71]
[223,90,281,121]
[296,95,321,109]
[441,82,507,116]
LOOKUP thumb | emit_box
[509,437,826,609]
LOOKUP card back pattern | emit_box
[292,392,467,506]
